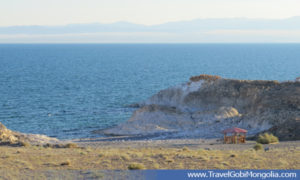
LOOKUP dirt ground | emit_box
[0,138,299,179]
[72,137,300,150]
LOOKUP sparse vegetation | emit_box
[190,74,221,82]
[257,133,279,144]
[253,143,263,151]
[0,141,298,178]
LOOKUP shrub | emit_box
[182,147,190,151]
[43,143,52,148]
[189,74,221,82]
[80,152,87,155]
[166,158,174,163]
[98,153,104,158]
[121,154,130,161]
[257,133,279,144]
[253,143,263,151]
[43,143,78,148]
[60,160,71,166]
[19,141,30,147]
[128,163,145,170]
[64,143,78,148]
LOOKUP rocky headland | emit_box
[0,122,60,146]
[104,75,300,140]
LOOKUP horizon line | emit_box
[2,42,300,45]
[1,16,300,28]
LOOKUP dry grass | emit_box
[0,144,297,179]
[0,145,298,173]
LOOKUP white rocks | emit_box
[0,122,60,145]
[104,77,300,139]
[143,81,204,112]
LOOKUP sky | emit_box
[1,0,300,26]
[1,0,300,43]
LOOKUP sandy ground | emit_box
[0,137,299,179]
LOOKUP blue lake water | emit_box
[0,44,300,139]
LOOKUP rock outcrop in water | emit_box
[0,122,60,145]
[104,75,300,140]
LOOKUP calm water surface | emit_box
[0,44,299,139]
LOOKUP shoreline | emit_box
[1,123,299,178]
[70,136,300,150]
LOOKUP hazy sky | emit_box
[1,0,300,26]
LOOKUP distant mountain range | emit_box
[1,17,300,35]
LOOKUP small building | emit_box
[222,127,247,144]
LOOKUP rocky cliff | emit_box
[104,75,300,140]
[0,123,60,145]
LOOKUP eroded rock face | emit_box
[267,117,300,140]
[0,123,19,143]
[0,122,60,145]
[104,76,300,140]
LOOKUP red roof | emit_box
[222,127,247,134]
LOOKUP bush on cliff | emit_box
[257,133,279,144]
[189,74,221,82]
